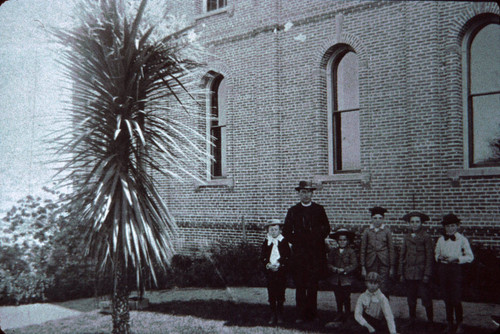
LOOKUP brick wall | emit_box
[158,1,500,254]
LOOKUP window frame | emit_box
[463,17,500,168]
[206,73,227,179]
[326,46,361,175]
[204,0,227,13]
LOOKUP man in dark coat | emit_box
[282,181,331,323]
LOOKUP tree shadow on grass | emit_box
[144,300,494,334]
[145,300,332,332]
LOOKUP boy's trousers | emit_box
[366,258,391,295]
[333,285,351,313]
[405,279,432,308]
[266,270,287,307]
[438,263,463,323]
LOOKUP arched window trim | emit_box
[326,45,361,175]
[462,15,500,168]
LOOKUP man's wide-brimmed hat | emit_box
[402,211,430,223]
[330,228,355,241]
[295,180,317,191]
[369,206,387,216]
[264,218,284,228]
[441,213,461,226]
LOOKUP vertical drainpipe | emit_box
[276,0,284,218]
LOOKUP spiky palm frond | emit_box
[51,0,208,286]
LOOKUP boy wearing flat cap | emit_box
[326,228,358,324]
[360,206,396,296]
[399,211,434,328]
[261,219,291,325]
[435,213,474,334]
[283,181,330,323]
[354,272,398,334]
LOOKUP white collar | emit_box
[410,229,423,237]
[369,224,385,230]
[366,289,381,298]
[267,234,284,245]
[301,202,312,207]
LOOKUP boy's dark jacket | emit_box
[261,237,291,272]
[327,246,358,286]
[398,229,434,280]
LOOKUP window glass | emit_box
[471,94,500,165]
[218,77,227,124]
[339,110,361,170]
[207,0,227,12]
[470,24,500,94]
[210,75,226,177]
[467,22,500,167]
[330,49,361,173]
[337,51,359,111]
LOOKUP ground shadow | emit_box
[144,300,494,334]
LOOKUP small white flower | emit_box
[284,21,294,32]
[294,34,307,42]
[187,30,198,42]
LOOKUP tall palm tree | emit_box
[52,0,207,332]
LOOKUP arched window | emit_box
[327,47,360,174]
[463,17,500,167]
[208,74,227,178]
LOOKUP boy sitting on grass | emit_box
[354,272,398,334]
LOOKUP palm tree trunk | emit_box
[112,257,130,334]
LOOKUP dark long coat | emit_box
[282,202,330,279]
[398,229,434,280]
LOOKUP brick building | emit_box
[157,1,500,253]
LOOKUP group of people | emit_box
[260,180,474,334]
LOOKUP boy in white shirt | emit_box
[435,213,474,334]
[354,271,398,334]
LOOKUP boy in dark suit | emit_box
[261,219,291,325]
[399,211,434,329]
[360,206,395,296]
[326,228,358,325]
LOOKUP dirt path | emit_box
[0,303,82,330]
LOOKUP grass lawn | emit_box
[4,288,500,334]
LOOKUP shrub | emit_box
[463,243,500,303]
[0,189,102,304]
[168,254,225,288]
[0,269,51,305]
[210,242,265,287]
[161,241,265,289]
[44,213,101,301]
